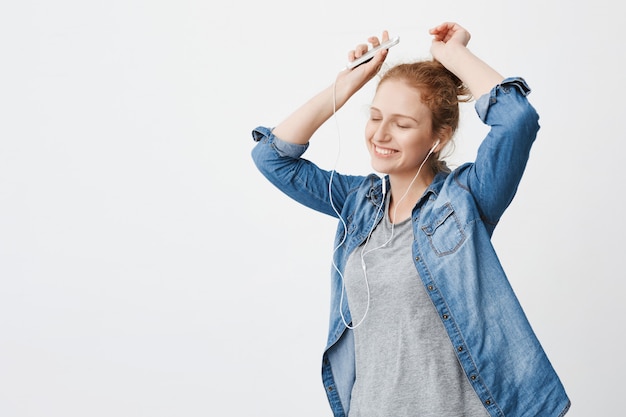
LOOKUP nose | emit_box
[372,121,391,143]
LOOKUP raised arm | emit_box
[429,22,539,228]
[271,32,392,145]
[429,22,504,98]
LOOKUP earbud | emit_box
[381,176,387,195]
[431,139,441,153]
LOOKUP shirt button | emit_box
[415,256,420,262]
[428,285,434,291]
[327,385,334,392]
[457,346,464,352]
[470,375,477,380]
[442,314,449,320]
[485,399,492,406]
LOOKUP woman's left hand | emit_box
[429,22,471,61]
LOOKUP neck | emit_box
[387,170,435,223]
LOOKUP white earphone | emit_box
[380,139,438,196]
[431,139,441,153]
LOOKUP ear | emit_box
[434,126,453,152]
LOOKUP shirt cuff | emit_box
[252,126,310,158]
[475,77,531,122]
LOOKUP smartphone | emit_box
[346,35,400,69]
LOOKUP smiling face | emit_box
[365,79,437,181]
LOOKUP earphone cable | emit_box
[329,75,435,330]
[328,77,373,330]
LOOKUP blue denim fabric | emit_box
[251,78,570,417]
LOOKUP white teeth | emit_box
[375,145,395,155]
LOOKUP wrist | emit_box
[329,77,357,110]
[433,42,471,74]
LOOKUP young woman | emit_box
[251,22,570,417]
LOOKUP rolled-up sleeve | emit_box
[464,77,540,229]
[475,77,532,123]
[251,126,309,158]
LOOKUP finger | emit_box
[369,47,388,70]
[435,21,455,31]
[428,22,445,34]
[429,22,452,39]
[367,36,381,49]
[354,43,369,58]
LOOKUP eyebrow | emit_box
[369,106,420,124]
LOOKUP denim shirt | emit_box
[251,78,570,417]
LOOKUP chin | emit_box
[370,161,390,175]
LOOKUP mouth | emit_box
[373,144,397,157]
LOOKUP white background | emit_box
[1,1,623,416]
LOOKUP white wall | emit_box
[1,1,623,415]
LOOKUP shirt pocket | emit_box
[421,203,466,256]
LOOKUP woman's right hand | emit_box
[270,31,391,145]
[335,31,390,104]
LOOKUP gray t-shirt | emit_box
[343,198,489,417]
